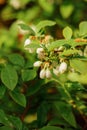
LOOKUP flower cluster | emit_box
[24,35,87,79]
[24,36,69,79]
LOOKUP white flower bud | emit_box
[24,39,31,47]
[59,62,67,74]
[36,48,44,54]
[53,68,59,76]
[58,46,64,51]
[33,61,42,67]
[28,48,34,53]
[40,69,46,79]
[46,68,52,79]
[37,53,45,60]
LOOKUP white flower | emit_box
[46,68,52,79]
[53,68,59,76]
[40,69,46,79]
[33,61,42,67]
[36,48,44,54]
[59,62,67,74]
[37,52,45,60]
[24,39,31,47]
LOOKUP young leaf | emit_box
[63,26,72,39]
[60,4,74,19]
[79,21,87,36]
[54,101,77,128]
[38,0,54,13]
[22,69,36,81]
[40,126,63,130]
[60,49,79,56]
[70,59,87,74]
[18,23,35,35]
[1,65,18,90]
[68,72,87,84]
[47,40,65,51]
[8,54,25,67]
[9,91,26,107]
[36,20,56,33]
[26,41,40,49]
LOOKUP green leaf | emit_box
[37,102,49,127]
[1,65,18,90]
[48,117,68,127]
[9,91,26,107]
[26,79,45,96]
[36,20,56,33]
[19,23,35,35]
[63,26,73,39]
[70,59,87,74]
[8,54,25,67]
[48,39,87,51]
[8,116,22,130]
[38,0,54,13]
[22,69,36,81]
[26,41,40,49]
[0,126,13,130]
[40,126,63,130]
[60,4,74,19]
[47,40,65,51]
[79,21,87,36]
[60,49,79,56]
[0,109,12,127]
[0,85,6,99]
[68,72,87,84]
[54,101,76,128]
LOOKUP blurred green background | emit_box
[0,0,87,52]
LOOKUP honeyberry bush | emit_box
[0,20,87,130]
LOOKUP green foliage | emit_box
[1,64,18,90]
[60,4,74,19]
[0,19,87,130]
[21,69,36,81]
[36,20,56,33]
[8,54,25,67]
[63,26,73,39]
[79,21,87,37]
[54,101,76,128]
[9,91,26,107]
[40,126,63,130]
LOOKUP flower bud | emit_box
[40,69,46,79]
[58,46,64,51]
[36,48,44,54]
[37,53,45,60]
[33,61,42,67]
[59,62,67,74]
[53,68,59,76]
[24,39,31,47]
[29,48,34,53]
[46,68,52,79]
